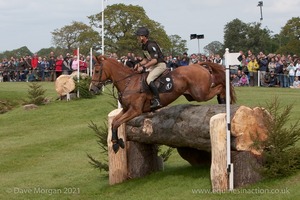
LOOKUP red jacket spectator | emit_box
[79,59,87,72]
[55,57,63,72]
[31,54,38,69]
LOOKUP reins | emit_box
[93,60,140,102]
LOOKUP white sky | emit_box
[0,0,299,55]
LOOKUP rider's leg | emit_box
[146,63,166,109]
[148,81,162,109]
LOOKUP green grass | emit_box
[0,82,300,200]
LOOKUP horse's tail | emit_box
[199,62,237,104]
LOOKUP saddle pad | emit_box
[141,70,174,93]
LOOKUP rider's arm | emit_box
[143,58,157,68]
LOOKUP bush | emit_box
[74,76,95,99]
[257,97,300,178]
[25,82,46,105]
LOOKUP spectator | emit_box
[55,55,63,78]
[295,59,300,79]
[214,54,223,65]
[62,53,72,75]
[266,71,278,87]
[37,56,44,81]
[41,57,50,81]
[18,57,27,81]
[166,55,173,69]
[287,61,296,86]
[268,56,276,73]
[79,56,87,73]
[189,53,199,64]
[71,55,79,72]
[48,56,56,81]
[290,76,300,88]
[239,73,249,86]
[247,55,259,86]
[31,53,38,78]
[257,52,268,86]
[179,52,189,66]
[169,57,179,70]
[231,73,240,87]
[282,59,289,87]
[274,56,284,87]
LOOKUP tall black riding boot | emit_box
[149,81,162,109]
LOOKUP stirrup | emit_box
[150,99,162,109]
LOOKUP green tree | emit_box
[0,46,32,60]
[88,3,171,57]
[223,19,248,52]
[203,41,224,55]
[168,34,188,56]
[51,21,100,55]
[277,17,300,55]
[223,18,272,54]
[244,22,272,54]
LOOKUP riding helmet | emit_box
[135,27,149,37]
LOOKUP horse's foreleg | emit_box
[111,110,126,153]
[111,108,142,153]
[111,127,125,153]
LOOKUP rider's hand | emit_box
[136,66,142,73]
[134,63,140,71]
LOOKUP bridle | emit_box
[92,63,104,85]
[91,60,140,101]
[92,62,114,88]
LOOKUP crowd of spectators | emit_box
[230,50,300,88]
[0,52,90,82]
[1,50,300,89]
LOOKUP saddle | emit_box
[140,69,174,93]
[198,62,216,88]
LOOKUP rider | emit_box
[134,27,166,109]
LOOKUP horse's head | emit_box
[89,55,110,94]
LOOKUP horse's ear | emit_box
[99,55,107,61]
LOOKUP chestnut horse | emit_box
[90,55,236,153]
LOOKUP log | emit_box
[126,104,268,155]
[127,141,162,179]
[210,113,228,192]
[55,75,75,96]
[108,104,269,186]
[232,151,263,187]
[107,109,127,185]
[126,104,239,151]
[107,109,162,185]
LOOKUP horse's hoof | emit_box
[118,138,125,149]
[112,143,120,153]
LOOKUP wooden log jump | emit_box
[107,104,269,189]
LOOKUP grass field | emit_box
[0,82,300,200]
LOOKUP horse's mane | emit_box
[96,55,135,73]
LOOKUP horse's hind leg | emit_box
[194,84,224,102]
[217,94,226,104]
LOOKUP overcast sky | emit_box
[0,0,299,55]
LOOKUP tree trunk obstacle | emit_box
[107,104,268,189]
